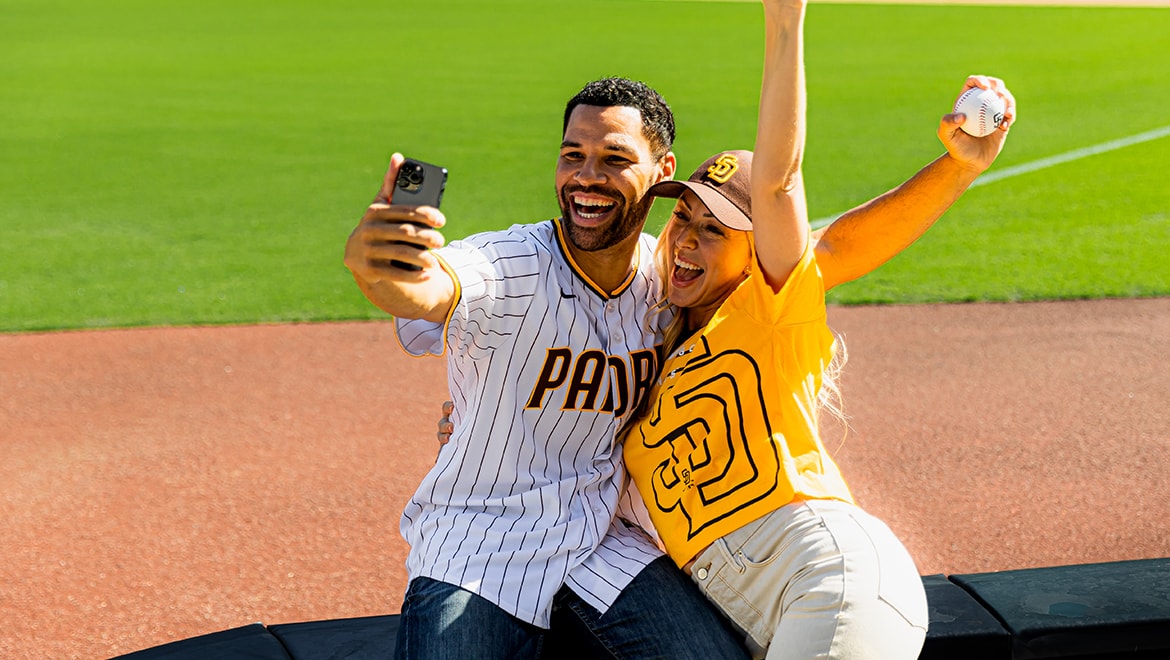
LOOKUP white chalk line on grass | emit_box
[810,124,1170,228]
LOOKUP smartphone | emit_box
[389,158,448,270]
[392,158,447,209]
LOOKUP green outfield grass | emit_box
[2,0,1167,332]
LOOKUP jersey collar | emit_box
[552,218,640,300]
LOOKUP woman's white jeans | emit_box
[688,499,928,660]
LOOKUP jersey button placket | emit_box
[604,300,622,344]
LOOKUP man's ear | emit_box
[657,151,677,183]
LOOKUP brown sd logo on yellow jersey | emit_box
[637,337,782,541]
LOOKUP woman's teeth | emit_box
[674,258,702,282]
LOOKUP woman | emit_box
[622,1,939,657]
[625,148,930,658]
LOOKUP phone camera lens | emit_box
[398,162,425,190]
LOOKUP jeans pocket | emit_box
[693,504,833,651]
[730,503,823,569]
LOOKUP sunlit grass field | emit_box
[2,0,1167,332]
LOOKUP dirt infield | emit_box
[3,297,1169,658]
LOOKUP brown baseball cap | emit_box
[648,150,753,231]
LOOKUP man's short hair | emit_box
[564,77,676,160]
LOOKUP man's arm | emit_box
[814,75,1016,291]
[344,153,457,323]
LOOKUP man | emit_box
[346,69,1013,659]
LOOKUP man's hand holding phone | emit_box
[345,153,449,283]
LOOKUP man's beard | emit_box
[559,186,654,253]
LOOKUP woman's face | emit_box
[664,190,752,329]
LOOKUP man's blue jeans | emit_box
[395,556,750,659]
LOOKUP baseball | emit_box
[954,86,1006,137]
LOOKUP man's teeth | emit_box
[576,198,614,219]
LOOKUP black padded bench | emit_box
[948,557,1170,659]
[113,558,1170,659]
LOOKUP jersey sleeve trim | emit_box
[431,251,461,357]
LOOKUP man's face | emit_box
[556,105,674,253]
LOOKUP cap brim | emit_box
[648,180,752,231]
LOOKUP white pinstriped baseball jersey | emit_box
[394,218,668,628]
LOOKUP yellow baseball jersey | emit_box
[624,245,854,566]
